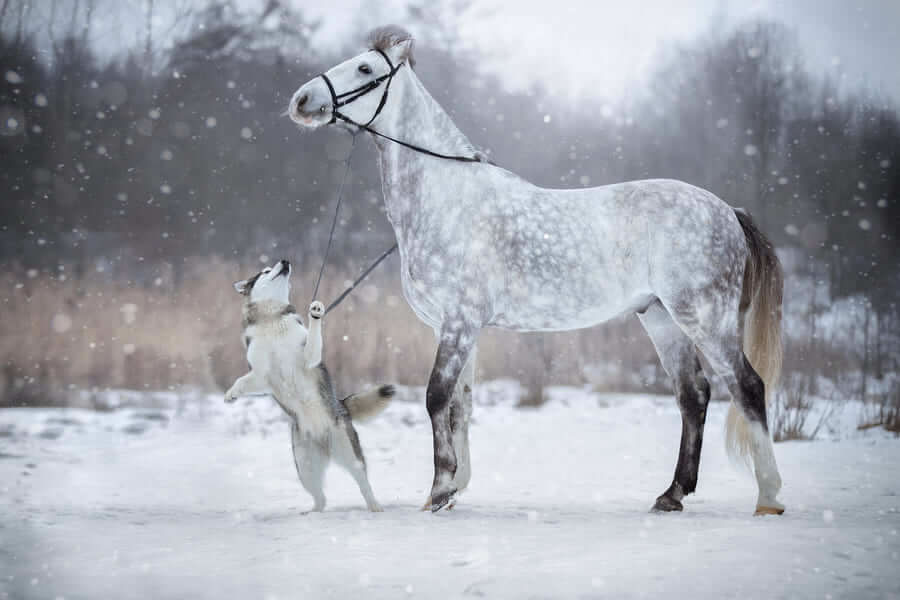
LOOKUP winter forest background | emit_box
[1,0,897,435]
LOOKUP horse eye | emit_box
[358,63,372,74]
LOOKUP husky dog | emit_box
[225,259,394,512]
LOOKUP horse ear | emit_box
[393,38,414,67]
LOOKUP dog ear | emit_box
[233,279,250,295]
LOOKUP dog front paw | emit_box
[224,388,239,403]
[308,300,325,320]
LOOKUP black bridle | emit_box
[318,49,486,163]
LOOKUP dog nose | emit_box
[280,259,290,269]
[296,94,308,110]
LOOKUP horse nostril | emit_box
[296,94,308,109]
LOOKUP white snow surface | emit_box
[1,383,899,599]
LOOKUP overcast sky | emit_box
[300,0,900,103]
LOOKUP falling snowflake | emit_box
[52,314,73,333]
[743,144,758,156]
[120,303,139,324]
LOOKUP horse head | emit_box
[288,26,414,132]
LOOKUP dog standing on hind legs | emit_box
[224,259,394,512]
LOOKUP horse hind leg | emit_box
[728,354,784,514]
[639,300,711,512]
[662,295,784,515]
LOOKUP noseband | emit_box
[317,49,486,164]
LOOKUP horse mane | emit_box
[366,25,416,69]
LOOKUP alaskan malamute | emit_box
[225,259,394,512]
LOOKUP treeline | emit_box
[0,0,897,402]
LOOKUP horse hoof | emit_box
[429,489,457,512]
[651,495,683,512]
[754,505,785,516]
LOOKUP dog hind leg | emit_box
[332,421,383,512]
[291,422,328,512]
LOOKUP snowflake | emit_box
[52,314,73,333]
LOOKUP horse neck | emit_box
[375,67,474,160]
[373,68,476,225]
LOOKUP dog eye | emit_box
[263,268,271,274]
[358,63,372,74]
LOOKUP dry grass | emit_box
[858,386,900,435]
[770,372,837,442]
[1,258,665,407]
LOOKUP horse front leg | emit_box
[450,346,476,494]
[425,321,478,512]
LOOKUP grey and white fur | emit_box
[225,259,394,512]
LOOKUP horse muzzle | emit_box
[288,82,332,128]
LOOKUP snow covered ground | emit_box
[1,383,898,600]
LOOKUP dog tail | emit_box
[343,384,395,422]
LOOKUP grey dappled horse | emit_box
[289,26,785,516]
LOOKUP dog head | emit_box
[234,260,292,304]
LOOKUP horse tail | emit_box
[726,209,784,464]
